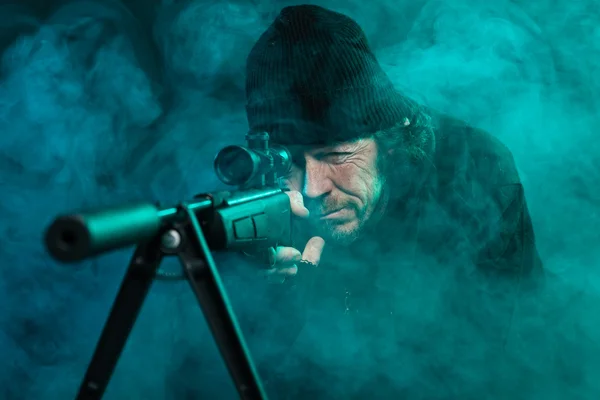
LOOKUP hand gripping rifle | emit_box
[44,132,293,400]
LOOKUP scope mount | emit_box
[214,132,291,189]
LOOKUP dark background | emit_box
[1,0,598,399]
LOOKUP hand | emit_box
[265,191,325,283]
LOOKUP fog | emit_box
[0,0,598,399]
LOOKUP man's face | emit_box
[283,138,386,245]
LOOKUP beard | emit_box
[320,219,362,245]
[293,213,362,247]
[290,197,361,247]
[313,206,363,245]
[300,181,387,247]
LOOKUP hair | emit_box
[371,97,437,201]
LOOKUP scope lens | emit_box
[214,146,256,185]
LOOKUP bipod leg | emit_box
[76,238,164,400]
[177,204,268,400]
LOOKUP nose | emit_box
[302,158,333,199]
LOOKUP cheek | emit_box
[334,164,374,198]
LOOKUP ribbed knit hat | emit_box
[245,5,415,145]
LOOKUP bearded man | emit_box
[239,4,544,398]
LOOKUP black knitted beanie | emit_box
[245,5,415,145]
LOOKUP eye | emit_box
[321,152,352,163]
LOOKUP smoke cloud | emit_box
[0,0,598,399]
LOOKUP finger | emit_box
[286,190,309,218]
[276,266,298,275]
[264,265,298,277]
[274,246,302,265]
[301,236,325,266]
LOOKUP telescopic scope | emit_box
[213,132,292,187]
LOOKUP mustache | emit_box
[304,198,351,216]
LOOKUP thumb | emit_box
[286,190,309,218]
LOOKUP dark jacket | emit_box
[244,113,544,398]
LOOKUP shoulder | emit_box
[432,114,521,188]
